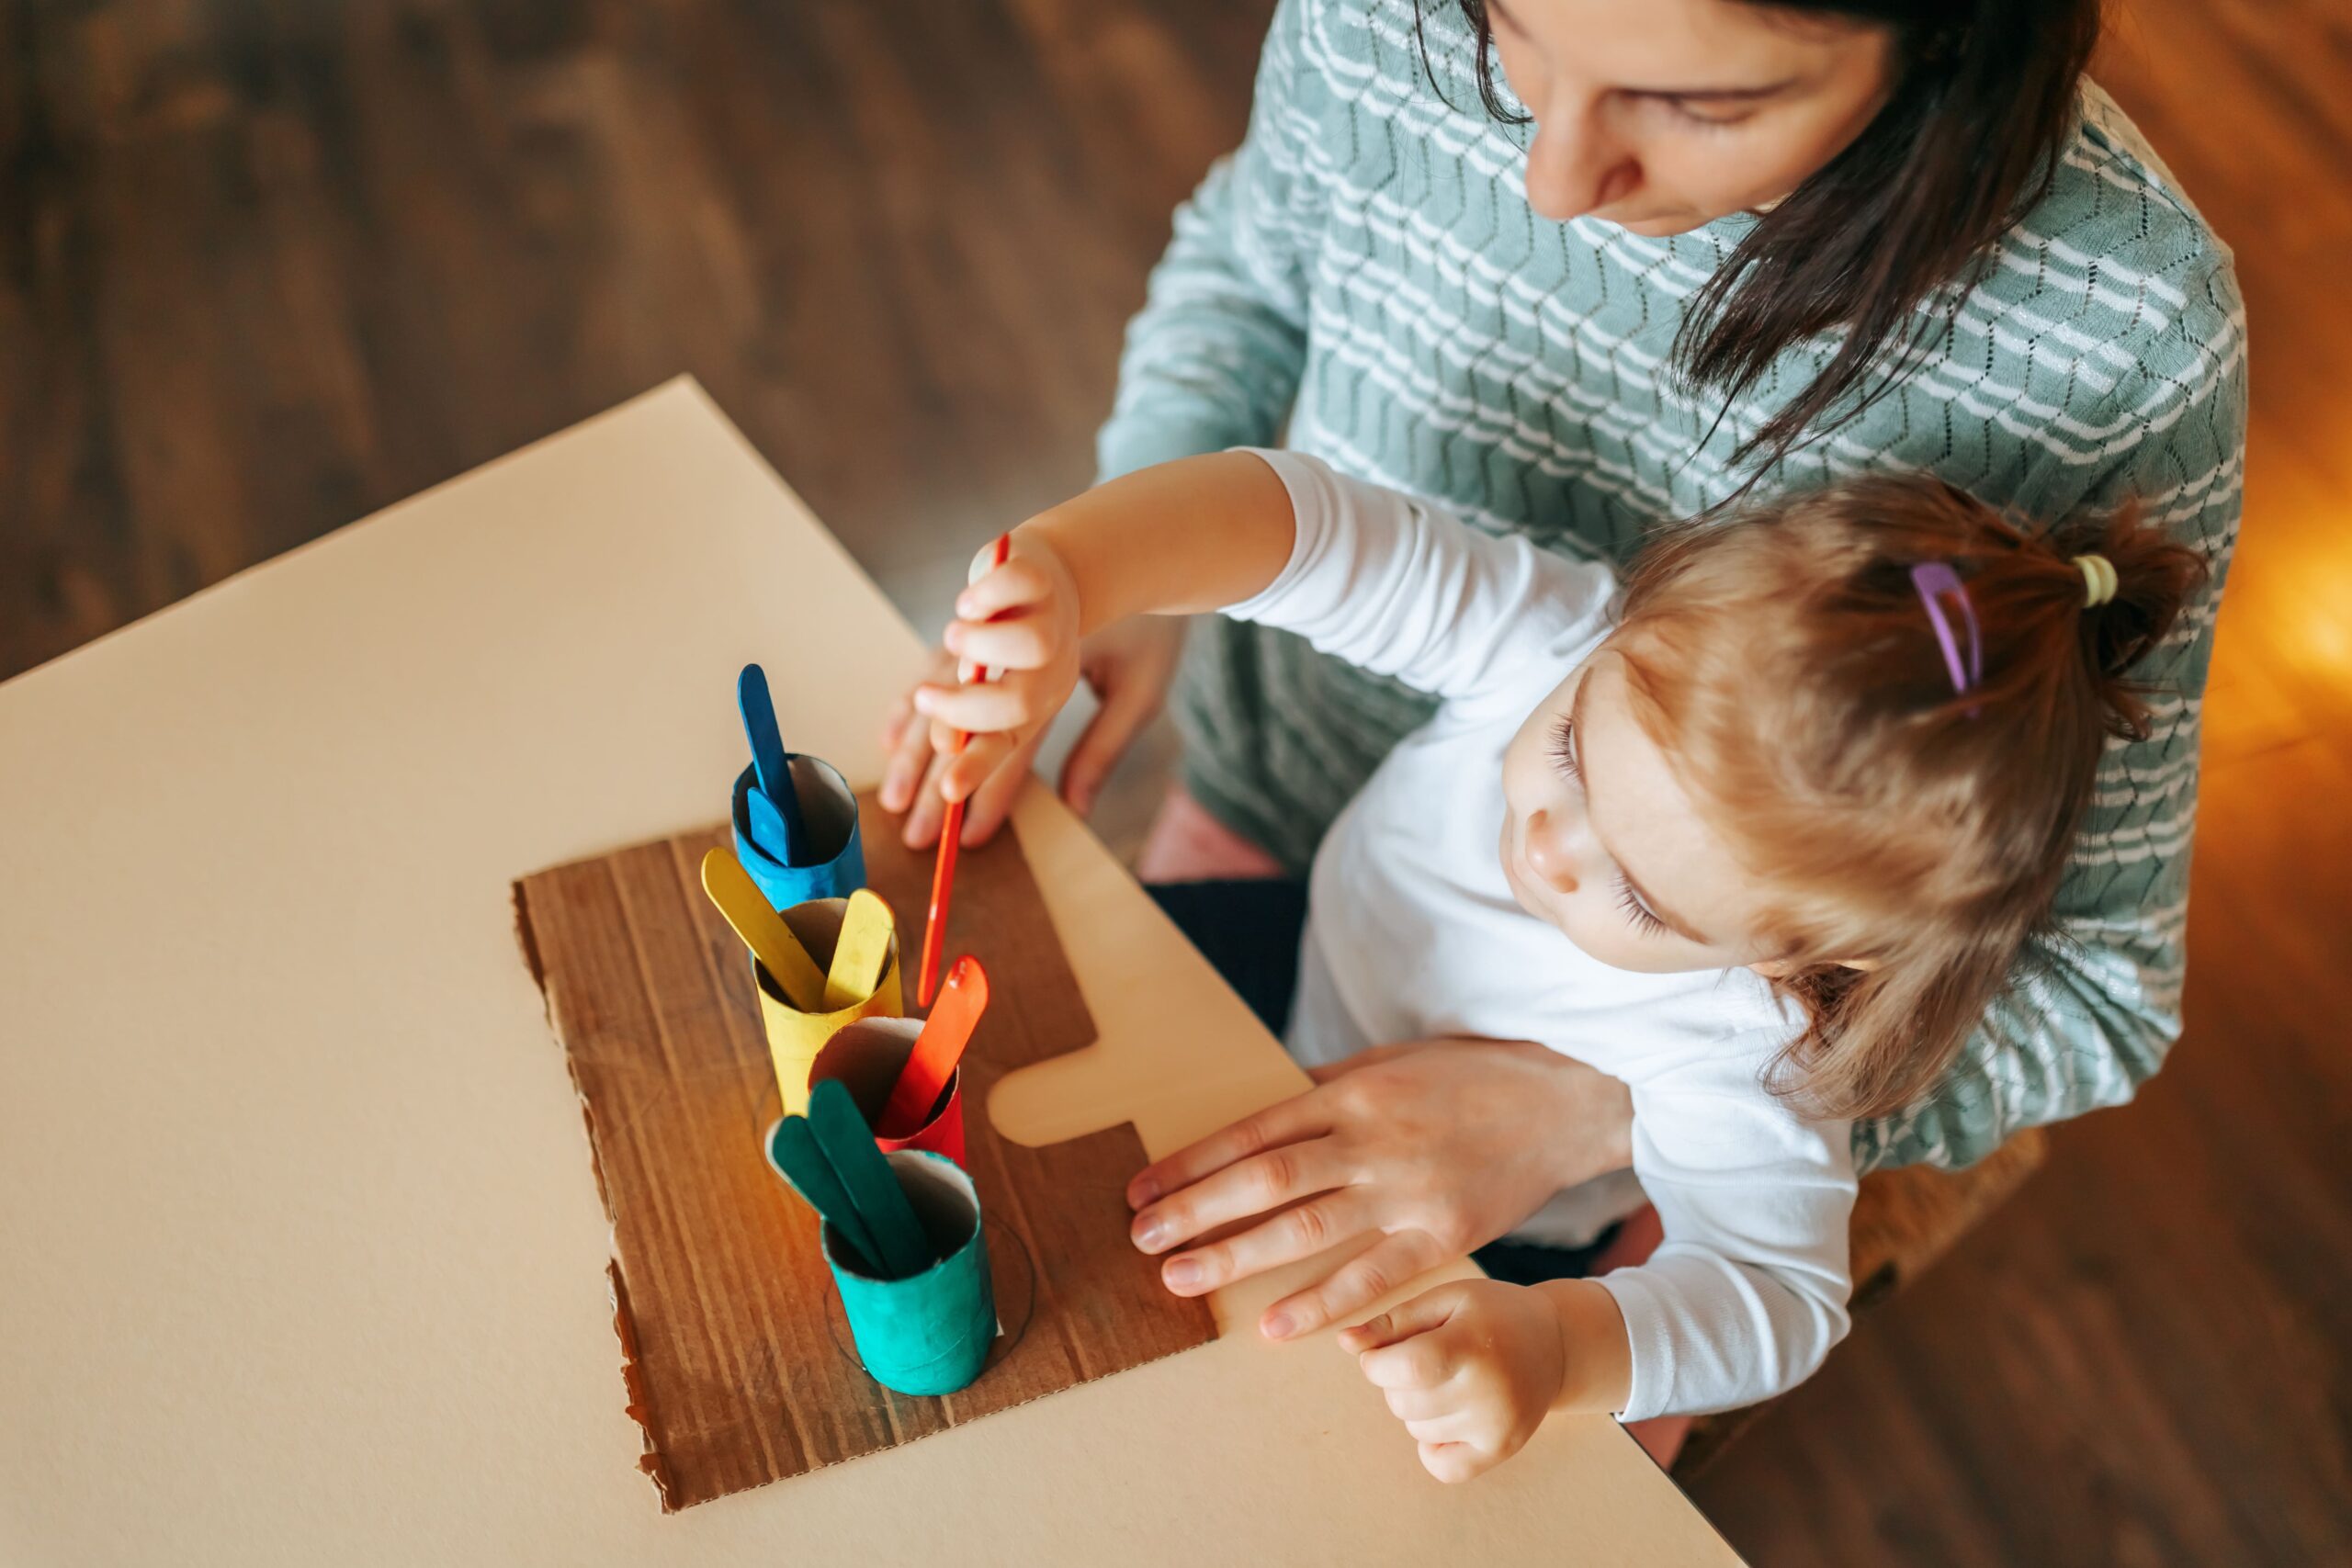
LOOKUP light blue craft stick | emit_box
[809,1081,933,1280]
[771,1115,882,1276]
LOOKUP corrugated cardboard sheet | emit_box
[514,795,1216,1508]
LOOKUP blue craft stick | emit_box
[737,663,808,865]
[744,784,797,863]
[809,1081,933,1280]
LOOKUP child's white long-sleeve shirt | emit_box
[1227,450,1855,1422]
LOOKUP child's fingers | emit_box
[1354,1328,1464,1394]
[1381,1384,1454,1423]
[955,555,1054,622]
[1403,1412,1481,1448]
[1338,1281,1461,1357]
[914,676,1042,737]
[1273,1229,1447,1341]
[944,611,1057,672]
[1416,1440,1490,1485]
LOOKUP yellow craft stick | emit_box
[700,848,828,1011]
[825,888,895,1012]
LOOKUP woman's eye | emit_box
[1662,99,1749,130]
[1613,874,1670,939]
[1551,716,1582,782]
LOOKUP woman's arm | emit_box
[1093,0,1320,480]
[1861,258,2247,1172]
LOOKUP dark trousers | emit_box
[1145,877,1611,1286]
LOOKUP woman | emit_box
[881,0,2244,1348]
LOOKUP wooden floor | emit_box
[3,3,2346,1562]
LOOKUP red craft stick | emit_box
[918,533,1012,1009]
[879,956,989,1137]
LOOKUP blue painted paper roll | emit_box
[821,1151,995,1397]
[731,756,865,909]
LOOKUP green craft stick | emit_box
[809,1080,933,1279]
[771,1114,882,1277]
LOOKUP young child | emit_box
[909,449,2201,1480]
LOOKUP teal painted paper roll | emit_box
[731,757,865,909]
[822,1151,994,1396]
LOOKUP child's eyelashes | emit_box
[1551,716,1581,783]
[1550,712,1667,940]
[1613,873,1670,939]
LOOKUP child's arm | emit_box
[1337,1055,1856,1481]
[911,451,1297,804]
[918,450,1618,803]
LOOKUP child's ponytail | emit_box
[2066,501,2211,740]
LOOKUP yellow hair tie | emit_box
[2074,553,2119,608]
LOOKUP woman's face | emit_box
[1482,0,1899,234]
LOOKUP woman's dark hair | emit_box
[1423,0,2100,473]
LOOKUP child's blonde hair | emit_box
[1608,476,2207,1121]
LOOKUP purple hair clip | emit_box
[1909,561,1983,712]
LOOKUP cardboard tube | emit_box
[755,897,903,1116]
[822,1152,995,1397]
[809,1016,966,1167]
[731,758,864,910]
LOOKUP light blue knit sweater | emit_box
[1096,0,2247,1173]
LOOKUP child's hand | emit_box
[910,534,1085,806]
[1339,1280,1571,1483]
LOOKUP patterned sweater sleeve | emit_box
[1856,246,2249,1174]
[1094,0,1319,481]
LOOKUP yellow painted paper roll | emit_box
[756,896,903,1115]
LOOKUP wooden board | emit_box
[512,793,1216,1509]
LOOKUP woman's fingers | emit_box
[1273,1229,1450,1341]
[1126,1092,1333,1212]
[1132,1137,1353,1267]
[941,733,1020,803]
[896,750,955,848]
[1150,1188,1375,1301]
[950,725,1047,847]
[1058,657,1162,818]
[879,652,959,813]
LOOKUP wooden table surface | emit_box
[0,380,1740,1567]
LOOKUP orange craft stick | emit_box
[918,532,1012,1009]
[880,956,989,1137]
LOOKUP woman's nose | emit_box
[1522,110,1634,220]
[1521,809,1579,894]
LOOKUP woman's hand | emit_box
[878,603,1185,848]
[1125,1039,1637,1340]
